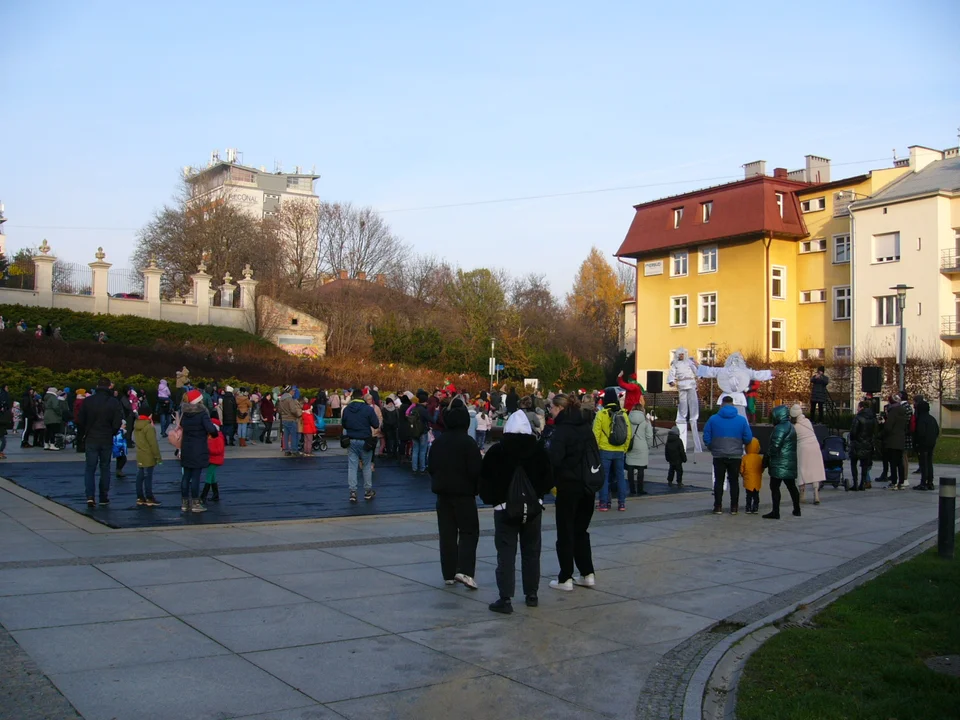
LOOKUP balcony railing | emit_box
[941,249,960,273]
[941,315,960,338]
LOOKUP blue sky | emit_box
[2,0,958,295]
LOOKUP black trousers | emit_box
[435,495,479,580]
[554,487,595,583]
[850,458,872,487]
[261,421,273,442]
[769,476,800,516]
[885,449,903,486]
[668,463,684,484]
[385,426,399,456]
[493,510,541,599]
[917,449,935,487]
[744,489,760,512]
[712,457,741,508]
[626,466,646,494]
[811,401,825,423]
[45,423,61,445]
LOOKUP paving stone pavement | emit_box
[0,446,952,720]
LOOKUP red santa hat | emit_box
[186,389,203,404]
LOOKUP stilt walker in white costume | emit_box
[667,348,703,453]
[697,352,774,418]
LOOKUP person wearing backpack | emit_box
[546,393,598,592]
[428,399,482,589]
[592,388,630,512]
[624,403,654,496]
[480,411,553,614]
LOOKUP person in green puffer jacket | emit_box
[763,405,801,520]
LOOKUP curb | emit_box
[684,526,946,720]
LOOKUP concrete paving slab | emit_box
[642,584,772,620]
[228,706,344,720]
[244,634,487,704]
[0,586,167,630]
[660,556,789,585]
[410,537,498,558]
[0,565,120,596]
[0,538,77,563]
[731,570,816,595]
[136,576,309,615]
[721,546,847,573]
[270,567,426,602]
[215,549,364,577]
[182,602,385,653]
[11,616,230,673]
[96,556,253,587]
[591,542,702,566]
[321,541,444,567]
[403,615,626,673]
[327,588,499,634]
[543,600,715,648]
[593,568,721,601]
[49,654,314,720]
[55,535,189,557]
[328,673,605,720]
[800,537,885,559]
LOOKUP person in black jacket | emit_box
[382,398,400,458]
[179,389,219,513]
[428,399,482,588]
[220,386,239,446]
[480,411,553,614]
[912,399,939,491]
[848,401,877,491]
[78,379,123,506]
[546,393,597,591]
[664,425,687,486]
[20,388,38,448]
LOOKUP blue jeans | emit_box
[246,422,257,440]
[316,405,326,422]
[599,449,626,505]
[84,441,112,500]
[412,435,429,471]
[347,442,373,491]
[282,421,298,452]
[181,466,203,499]
[136,466,154,498]
[475,431,487,449]
[160,414,171,437]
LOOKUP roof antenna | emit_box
[892,148,897,161]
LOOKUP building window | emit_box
[833,286,851,320]
[673,207,684,228]
[775,192,784,218]
[799,348,824,360]
[834,346,852,361]
[699,246,718,273]
[670,251,688,277]
[771,265,786,299]
[771,319,785,352]
[876,295,901,326]
[800,238,827,254]
[800,197,826,213]
[670,296,688,326]
[873,232,901,263]
[290,318,299,326]
[833,234,851,264]
[800,289,826,304]
[702,201,713,223]
[699,292,717,324]
[697,347,716,363]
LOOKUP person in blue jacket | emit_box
[341,388,380,503]
[702,396,753,515]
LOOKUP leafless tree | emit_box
[267,198,320,290]
[317,202,408,280]
[616,260,637,298]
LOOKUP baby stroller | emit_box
[297,417,328,453]
[821,434,847,489]
[54,422,78,451]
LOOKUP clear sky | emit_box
[2,0,958,295]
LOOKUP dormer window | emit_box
[702,201,713,223]
[673,207,684,229]
[775,192,784,218]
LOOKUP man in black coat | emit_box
[78,378,123,506]
[221,386,239,446]
[849,400,877,491]
[912,399,939,491]
[881,395,908,489]
[428,399,482,589]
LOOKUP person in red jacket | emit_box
[617,371,645,411]
[201,418,226,503]
[301,399,317,456]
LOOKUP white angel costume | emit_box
[667,347,702,452]
[697,352,773,418]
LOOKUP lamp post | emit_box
[708,342,717,406]
[489,337,496,393]
[890,284,913,395]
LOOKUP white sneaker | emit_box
[549,579,574,592]
[43,443,51,450]
[573,573,596,588]
[454,573,478,590]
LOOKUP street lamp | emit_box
[489,337,496,393]
[708,342,717,406]
[890,284,913,395]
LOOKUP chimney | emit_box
[744,160,766,179]
[338,269,348,280]
[356,271,367,281]
[375,273,386,286]
[805,155,831,183]
[908,146,943,173]
[773,168,788,178]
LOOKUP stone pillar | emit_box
[32,239,56,308]
[237,264,259,309]
[190,257,212,326]
[88,246,112,315]
[219,271,236,308]
[142,257,163,320]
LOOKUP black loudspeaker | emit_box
[861,366,883,394]
[646,370,663,394]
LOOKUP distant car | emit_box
[111,293,143,299]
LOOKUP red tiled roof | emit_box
[615,175,810,258]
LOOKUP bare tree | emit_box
[616,260,637,298]
[268,198,320,289]
[317,202,408,279]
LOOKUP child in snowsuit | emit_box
[740,437,763,514]
[201,417,226,502]
[113,422,128,478]
[665,425,687,486]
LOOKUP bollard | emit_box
[939,477,956,560]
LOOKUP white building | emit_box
[185,149,319,219]
[850,145,960,423]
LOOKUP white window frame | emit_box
[670,295,689,327]
[873,232,901,264]
[833,234,851,264]
[702,201,713,223]
[875,295,900,326]
[833,285,851,320]
[775,192,784,218]
[771,265,786,300]
[699,246,718,274]
[800,289,826,304]
[699,291,718,325]
[697,347,716,364]
[670,251,688,277]
[800,238,827,254]
[834,346,852,361]
[800,197,826,213]
[799,348,824,361]
[673,207,684,229]
[770,318,786,352]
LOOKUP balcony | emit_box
[941,249,960,274]
[941,315,960,340]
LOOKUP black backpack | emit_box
[582,435,604,495]
[607,408,629,446]
[506,464,542,523]
[410,407,425,438]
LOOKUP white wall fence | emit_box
[0,241,258,331]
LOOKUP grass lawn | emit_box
[737,535,960,720]
[934,435,960,464]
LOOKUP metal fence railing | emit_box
[941,249,960,272]
[108,268,144,298]
[941,315,960,336]
[52,261,93,295]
